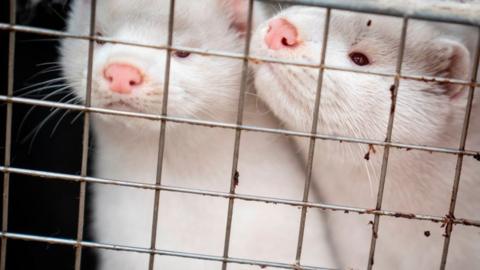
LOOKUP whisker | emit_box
[23,108,63,152]
[337,103,378,199]
[17,85,74,135]
[18,83,72,98]
[50,110,72,138]
[36,61,62,67]
[18,38,62,43]
[26,66,64,81]
[15,77,67,94]
[70,111,84,125]
[50,97,81,138]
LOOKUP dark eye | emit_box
[173,50,191,58]
[95,32,105,45]
[349,52,370,66]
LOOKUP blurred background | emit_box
[0,1,96,269]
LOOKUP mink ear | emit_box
[219,0,267,35]
[426,38,471,99]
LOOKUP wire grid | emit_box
[1,0,480,269]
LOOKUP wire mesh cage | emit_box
[1,0,480,269]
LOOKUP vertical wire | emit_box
[0,0,16,269]
[221,1,254,269]
[366,17,409,270]
[438,26,480,270]
[294,8,331,266]
[74,0,97,269]
[148,0,176,269]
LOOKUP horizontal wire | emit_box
[0,23,479,88]
[0,232,335,270]
[1,95,479,158]
[1,165,479,228]
[258,0,480,26]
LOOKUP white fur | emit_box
[60,1,335,269]
[252,7,480,270]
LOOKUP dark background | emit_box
[0,1,96,269]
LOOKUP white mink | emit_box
[60,1,335,269]
[252,6,480,270]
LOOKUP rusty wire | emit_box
[1,0,480,270]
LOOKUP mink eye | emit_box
[349,52,370,66]
[95,32,105,45]
[173,50,191,58]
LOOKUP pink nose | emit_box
[265,18,299,50]
[103,63,143,94]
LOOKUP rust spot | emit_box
[234,171,240,187]
[456,218,474,226]
[393,212,416,219]
[369,220,377,238]
[406,148,412,151]
[389,84,396,109]
[250,58,263,65]
[445,213,455,222]
[441,214,455,237]
[474,153,480,161]
[367,20,372,26]
[364,144,377,161]
[420,76,432,83]
[424,231,431,237]
[260,265,267,269]
[344,210,350,214]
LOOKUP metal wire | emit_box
[0,23,479,89]
[1,95,478,158]
[366,17,409,270]
[221,1,255,269]
[438,26,480,270]
[259,0,480,26]
[1,0,480,269]
[1,165,479,228]
[0,0,16,269]
[73,0,97,269]
[294,8,331,265]
[0,232,336,270]
[148,1,175,269]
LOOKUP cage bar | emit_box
[221,1,255,269]
[0,231,336,270]
[1,165,479,228]
[438,26,480,270]
[0,23,479,89]
[366,17,409,270]
[148,0,175,269]
[294,8,331,265]
[73,0,98,269]
[2,95,477,159]
[259,0,480,26]
[0,0,16,269]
